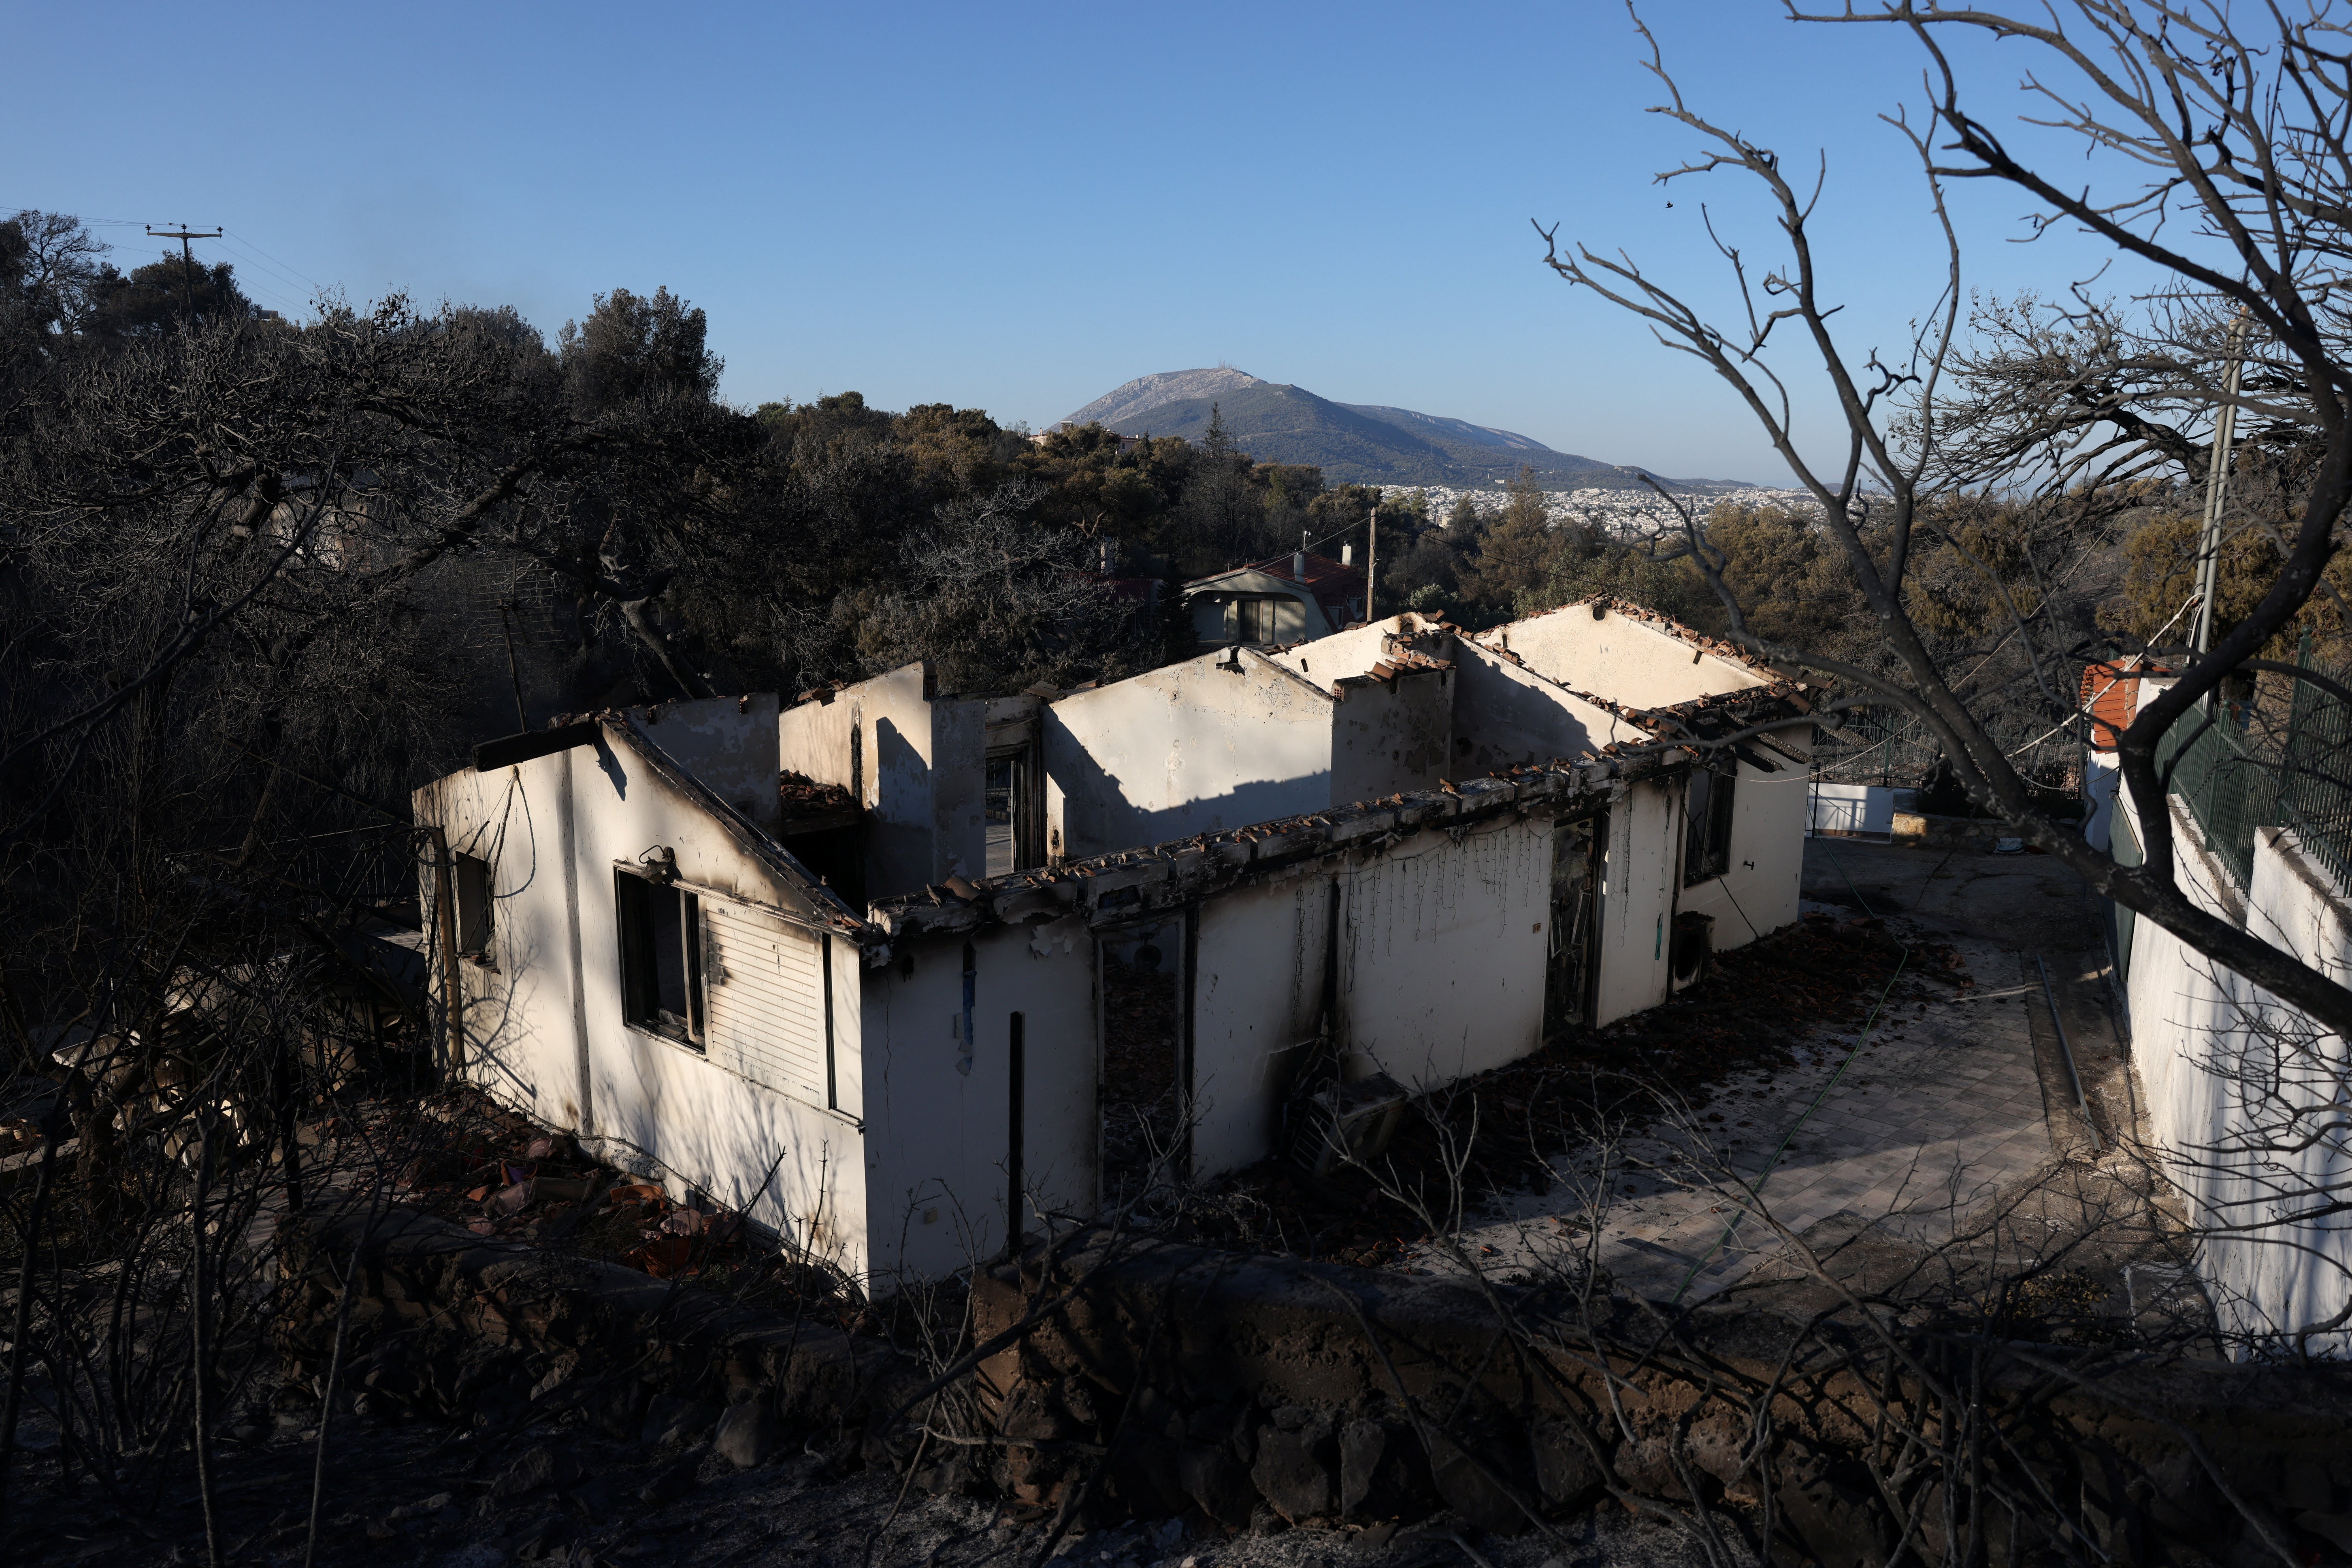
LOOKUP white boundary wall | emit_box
[2122,795,2352,1354]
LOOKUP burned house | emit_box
[411,600,1814,1285]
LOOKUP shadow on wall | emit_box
[870,716,932,894]
[1047,729,1332,861]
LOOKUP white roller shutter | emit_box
[701,898,832,1108]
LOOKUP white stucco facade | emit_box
[2119,794,2352,1355]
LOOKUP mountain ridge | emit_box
[1058,369,1745,492]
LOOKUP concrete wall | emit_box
[1594,775,1679,1026]
[1191,870,1335,1178]
[628,694,781,832]
[1448,643,1638,775]
[418,729,870,1280]
[1329,669,1453,804]
[2122,799,2352,1355]
[1186,814,1562,1177]
[1339,814,1553,1089]
[1809,781,1896,839]
[1044,650,1337,860]
[1483,602,1770,707]
[777,663,986,899]
[856,915,1099,1281]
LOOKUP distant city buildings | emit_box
[1380,484,1822,540]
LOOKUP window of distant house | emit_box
[453,854,494,960]
[1683,761,1738,886]
[616,867,703,1049]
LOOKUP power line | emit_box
[219,228,324,294]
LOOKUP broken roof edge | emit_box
[604,717,878,944]
[863,740,1706,953]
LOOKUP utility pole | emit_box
[2192,309,2254,661]
[1365,496,1378,622]
[145,224,222,322]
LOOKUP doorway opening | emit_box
[1097,921,1182,1208]
[984,747,1041,877]
[1544,812,1604,1037]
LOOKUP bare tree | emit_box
[1535,2,2352,1039]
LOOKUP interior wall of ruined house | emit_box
[1481,602,1770,707]
[1443,641,1643,776]
[778,661,987,899]
[856,914,1099,1281]
[1042,649,1338,861]
[416,731,873,1281]
[1329,667,1453,804]
[1671,736,1812,952]
[2122,799,2352,1354]
[626,693,782,832]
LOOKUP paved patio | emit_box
[1418,839,2118,1299]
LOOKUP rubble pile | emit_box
[383,1091,858,1322]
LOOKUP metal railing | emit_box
[2157,713,2277,890]
[2156,654,2352,893]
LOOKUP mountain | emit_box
[1057,368,1740,491]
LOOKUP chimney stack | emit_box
[1341,543,1354,566]
[1295,530,1308,582]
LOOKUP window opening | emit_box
[1683,761,1738,886]
[616,868,703,1047]
[453,854,494,958]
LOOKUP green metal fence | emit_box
[2155,657,2352,893]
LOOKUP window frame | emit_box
[614,865,705,1050]
[1682,760,1739,887]
[452,853,494,960]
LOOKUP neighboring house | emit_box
[412,599,1813,1289]
[1185,548,1368,649]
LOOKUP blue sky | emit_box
[9,2,2153,482]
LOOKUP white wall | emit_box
[1675,743,1812,952]
[1330,670,1453,803]
[857,915,1098,1280]
[1448,643,1640,776]
[1340,815,1554,1089]
[1809,781,1895,839]
[2122,801,2352,1355]
[1483,603,1770,707]
[420,728,871,1279]
[1186,815,1557,1176]
[1191,869,1334,1178]
[1044,650,1337,859]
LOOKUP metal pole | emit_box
[2191,310,2253,659]
[2036,952,2103,1154]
